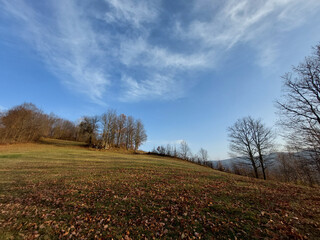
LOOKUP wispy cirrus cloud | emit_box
[184,0,320,46]
[120,74,185,102]
[119,37,209,70]
[177,0,320,64]
[1,0,320,102]
[104,0,158,28]
[1,0,110,103]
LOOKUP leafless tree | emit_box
[249,118,275,180]
[156,145,166,155]
[231,162,249,176]
[125,116,135,150]
[276,152,318,186]
[116,114,127,148]
[179,140,191,160]
[100,110,147,151]
[166,144,173,156]
[134,119,147,151]
[173,145,178,157]
[216,161,225,172]
[101,109,117,149]
[228,117,260,178]
[198,148,209,164]
[49,116,77,140]
[276,153,297,183]
[79,116,99,146]
[192,154,200,164]
[276,43,320,175]
[0,103,48,143]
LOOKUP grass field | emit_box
[0,139,319,239]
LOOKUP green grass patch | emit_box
[0,139,319,239]
[0,154,22,158]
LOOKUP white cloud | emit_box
[1,0,320,103]
[256,43,279,67]
[120,74,184,102]
[185,0,319,46]
[2,0,110,103]
[104,0,158,28]
[178,0,320,63]
[119,37,209,69]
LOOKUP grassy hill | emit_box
[0,139,319,239]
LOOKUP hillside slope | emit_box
[0,139,319,239]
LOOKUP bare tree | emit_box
[216,161,225,171]
[125,116,135,150]
[166,144,173,156]
[231,162,250,176]
[101,110,147,151]
[198,148,209,164]
[156,145,166,155]
[228,117,259,178]
[134,119,147,151]
[276,153,296,183]
[116,114,127,148]
[249,118,275,180]
[50,117,77,140]
[276,43,320,175]
[79,116,99,146]
[173,145,178,157]
[179,140,191,160]
[0,103,47,143]
[276,152,318,186]
[101,109,117,149]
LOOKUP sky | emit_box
[1,0,320,160]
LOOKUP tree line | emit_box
[79,110,147,150]
[151,141,210,166]
[0,104,147,151]
[0,103,78,143]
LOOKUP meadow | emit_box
[0,139,319,239]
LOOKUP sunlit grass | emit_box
[0,139,319,239]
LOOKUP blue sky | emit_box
[1,0,320,159]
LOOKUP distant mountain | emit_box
[210,151,317,171]
[209,152,283,170]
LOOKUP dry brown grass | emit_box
[0,139,319,239]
